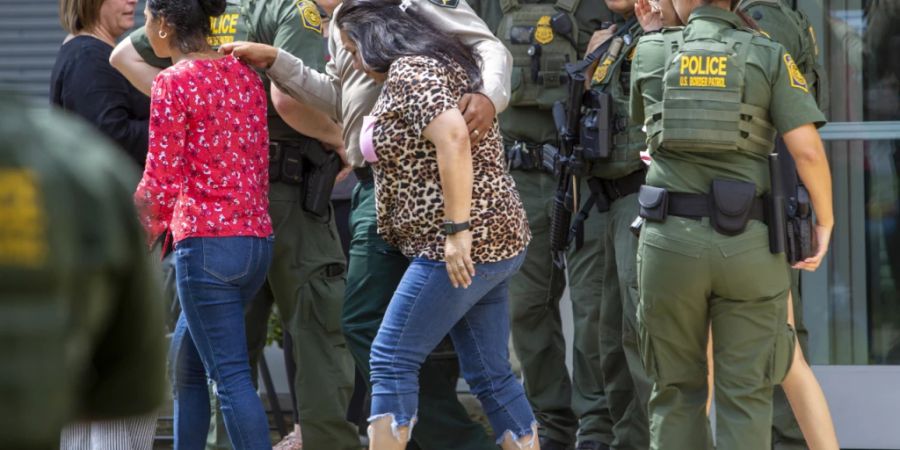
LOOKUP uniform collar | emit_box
[687,5,745,29]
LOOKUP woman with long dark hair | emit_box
[221,0,537,448]
[630,0,833,448]
[135,0,274,448]
[336,2,536,448]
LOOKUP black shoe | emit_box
[575,441,611,450]
[539,436,573,450]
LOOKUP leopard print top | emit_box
[370,55,530,263]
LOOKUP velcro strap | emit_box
[668,192,766,222]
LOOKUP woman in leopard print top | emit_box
[335,0,536,449]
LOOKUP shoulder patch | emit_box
[428,0,459,8]
[0,169,47,268]
[783,53,808,92]
[295,0,322,34]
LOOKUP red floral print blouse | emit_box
[135,56,272,244]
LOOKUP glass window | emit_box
[797,0,899,365]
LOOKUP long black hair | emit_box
[336,0,483,92]
[147,0,226,54]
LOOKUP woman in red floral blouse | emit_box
[134,0,273,448]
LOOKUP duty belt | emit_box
[570,167,647,251]
[269,140,308,185]
[666,192,766,222]
[588,166,646,205]
[505,141,558,173]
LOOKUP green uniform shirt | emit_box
[630,6,825,195]
[739,0,823,104]
[130,0,326,142]
[0,96,166,448]
[587,18,645,180]
[469,0,611,145]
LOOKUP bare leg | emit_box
[781,293,840,450]
[368,416,409,450]
[499,423,541,450]
[706,293,839,450]
[706,328,713,415]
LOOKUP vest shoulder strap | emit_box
[737,0,781,7]
[500,0,581,15]
[555,0,580,14]
[500,0,518,13]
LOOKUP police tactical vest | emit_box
[644,28,777,156]
[209,0,247,48]
[737,0,826,109]
[587,23,645,179]
[498,0,581,109]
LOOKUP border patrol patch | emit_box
[296,0,322,34]
[428,0,460,8]
[784,53,808,92]
[0,169,47,268]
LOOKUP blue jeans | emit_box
[369,251,536,444]
[171,236,273,450]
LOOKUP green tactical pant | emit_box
[772,270,809,450]
[509,171,614,446]
[637,217,795,450]
[341,179,496,450]
[206,181,358,450]
[595,190,651,450]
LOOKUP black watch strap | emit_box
[442,220,470,235]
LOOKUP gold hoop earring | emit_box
[158,30,168,39]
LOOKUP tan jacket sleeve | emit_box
[414,0,512,113]
[266,25,342,122]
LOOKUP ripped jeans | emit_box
[369,251,536,444]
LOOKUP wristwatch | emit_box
[442,220,470,235]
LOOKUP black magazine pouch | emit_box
[280,145,305,185]
[638,185,668,222]
[710,179,756,236]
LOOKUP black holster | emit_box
[301,144,342,217]
[270,140,341,216]
[785,185,815,264]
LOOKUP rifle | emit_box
[549,18,638,269]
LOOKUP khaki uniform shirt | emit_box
[630,6,826,195]
[267,0,512,167]
[129,0,327,142]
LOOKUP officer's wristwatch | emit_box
[442,220,470,235]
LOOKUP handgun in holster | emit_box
[300,142,342,217]
[785,185,815,264]
[767,153,814,264]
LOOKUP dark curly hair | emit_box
[336,0,483,92]
[147,0,226,54]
